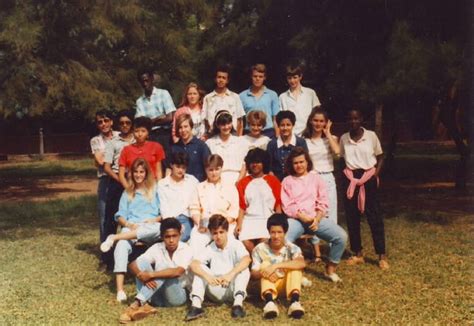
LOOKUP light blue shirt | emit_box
[136,87,176,130]
[115,187,160,223]
[239,87,280,129]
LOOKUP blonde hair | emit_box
[251,63,266,75]
[246,110,267,128]
[126,158,156,202]
[178,82,205,107]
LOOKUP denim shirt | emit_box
[115,186,160,223]
[170,137,211,182]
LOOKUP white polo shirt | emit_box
[203,89,245,132]
[305,136,338,173]
[138,241,193,285]
[279,86,321,136]
[340,128,383,170]
[157,174,199,218]
[196,237,249,275]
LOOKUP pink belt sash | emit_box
[343,167,377,213]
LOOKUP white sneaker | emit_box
[116,290,127,302]
[301,276,312,287]
[288,301,305,319]
[100,235,115,253]
[263,301,279,319]
[325,272,342,283]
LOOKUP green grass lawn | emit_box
[0,145,472,324]
[0,158,94,178]
[0,195,471,324]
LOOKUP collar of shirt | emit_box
[348,127,368,144]
[284,86,307,99]
[212,135,239,147]
[160,174,193,188]
[244,86,268,97]
[157,241,186,258]
[140,86,161,101]
[209,88,232,97]
[178,136,198,146]
[265,240,289,256]
[210,237,232,252]
[276,133,297,147]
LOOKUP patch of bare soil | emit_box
[0,175,97,202]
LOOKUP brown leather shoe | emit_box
[119,303,157,324]
[379,259,390,270]
[346,256,365,265]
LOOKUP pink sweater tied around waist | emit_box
[343,167,378,213]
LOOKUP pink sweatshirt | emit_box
[281,172,328,218]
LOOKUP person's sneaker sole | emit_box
[131,309,156,321]
[289,309,305,319]
[185,311,205,321]
[263,311,278,319]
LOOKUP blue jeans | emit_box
[135,258,187,307]
[311,172,338,245]
[176,214,192,242]
[97,176,109,242]
[286,218,347,264]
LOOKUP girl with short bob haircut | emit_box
[100,158,162,302]
[205,110,248,184]
[188,154,240,254]
[281,147,348,283]
[236,148,282,253]
[243,110,271,150]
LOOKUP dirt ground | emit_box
[0,175,97,202]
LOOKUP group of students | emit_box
[90,63,388,322]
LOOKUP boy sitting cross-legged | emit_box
[251,213,306,319]
[186,214,251,321]
[119,218,193,324]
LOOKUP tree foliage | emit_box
[0,0,468,135]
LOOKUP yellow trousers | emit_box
[260,261,302,300]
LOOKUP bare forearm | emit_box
[273,258,306,271]
[228,256,251,278]
[190,260,212,280]
[104,163,119,181]
[375,155,384,176]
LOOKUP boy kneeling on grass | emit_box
[119,218,193,324]
[185,214,251,321]
[251,213,306,319]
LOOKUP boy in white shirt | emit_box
[203,65,245,136]
[158,152,198,241]
[186,214,251,321]
[119,218,193,323]
[279,64,321,136]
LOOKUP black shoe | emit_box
[185,306,205,321]
[231,305,246,318]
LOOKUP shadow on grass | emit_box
[0,195,97,240]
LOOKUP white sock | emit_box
[233,294,244,306]
[192,295,202,308]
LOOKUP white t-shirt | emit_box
[305,136,337,173]
[203,89,245,132]
[279,86,321,136]
[206,135,248,183]
[157,174,199,218]
[137,241,193,286]
[196,237,249,275]
[243,134,271,151]
[340,128,383,170]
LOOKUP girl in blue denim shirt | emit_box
[100,158,162,302]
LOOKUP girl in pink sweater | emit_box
[281,147,347,282]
